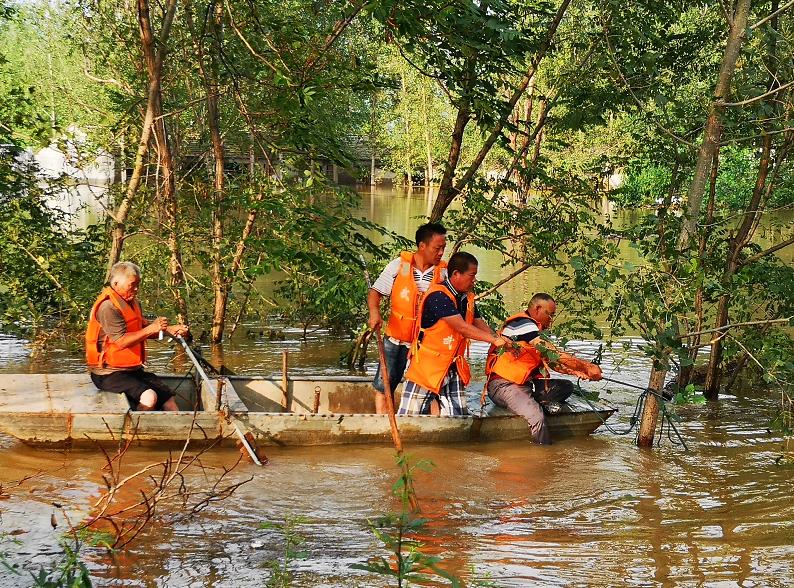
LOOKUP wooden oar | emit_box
[360,258,405,449]
[361,259,422,510]
[372,329,403,452]
[372,329,422,511]
[175,336,263,466]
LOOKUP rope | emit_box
[572,379,689,450]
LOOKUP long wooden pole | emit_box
[362,259,418,508]
[281,351,289,410]
[374,331,403,452]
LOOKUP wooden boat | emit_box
[0,373,615,447]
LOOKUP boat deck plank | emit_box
[0,374,129,413]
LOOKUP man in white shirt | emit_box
[367,223,447,413]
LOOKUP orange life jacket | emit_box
[485,312,544,385]
[404,283,474,393]
[85,287,146,369]
[385,251,447,343]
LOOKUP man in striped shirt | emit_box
[367,223,448,413]
[487,293,602,444]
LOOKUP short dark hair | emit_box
[448,252,478,275]
[415,222,447,247]
[528,293,555,309]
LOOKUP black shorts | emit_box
[91,368,174,409]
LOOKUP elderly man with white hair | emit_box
[85,261,189,411]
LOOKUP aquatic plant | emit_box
[1,524,94,588]
[259,515,308,588]
[29,535,93,588]
[672,383,707,406]
[352,454,464,587]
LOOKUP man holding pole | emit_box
[485,293,602,444]
[86,261,189,411]
[367,222,448,414]
[398,252,510,416]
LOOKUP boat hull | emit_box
[0,374,615,447]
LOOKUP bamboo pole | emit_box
[374,331,403,452]
[361,257,416,508]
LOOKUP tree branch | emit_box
[722,80,794,107]
[224,3,282,75]
[602,22,695,148]
[304,1,366,73]
[738,235,794,267]
[475,263,532,300]
[679,316,793,339]
[451,0,574,195]
[750,0,794,29]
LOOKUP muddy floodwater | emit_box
[1,189,793,586]
[1,331,792,587]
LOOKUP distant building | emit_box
[33,126,114,229]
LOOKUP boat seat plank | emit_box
[0,374,130,414]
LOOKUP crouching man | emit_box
[86,261,189,411]
[486,293,602,444]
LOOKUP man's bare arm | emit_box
[113,317,166,350]
[530,337,602,380]
[441,314,505,346]
[367,288,384,331]
[472,317,494,337]
[114,318,189,350]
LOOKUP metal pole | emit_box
[175,336,262,466]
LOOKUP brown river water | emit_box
[1,188,792,586]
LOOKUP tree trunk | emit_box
[208,88,226,341]
[370,90,377,186]
[187,4,228,343]
[679,0,751,247]
[430,0,572,221]
[512,76,535,190]
[526,98,548,189]
[138,0,187,323]
[400,72,412,186]
[421,80,433,185]
[106,0,178,279]
[704,133,773,398]
[430,100,471,220]
[637,364,668,447]
[680,155,715,389]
